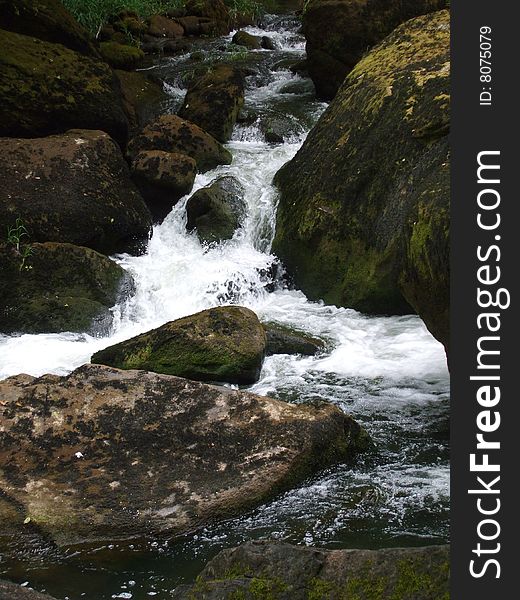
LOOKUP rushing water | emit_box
[0,14,449,600]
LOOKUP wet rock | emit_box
[259,113,301,144]
[0,364,370,547]
[0,29,129,145]
[115,70,168,134]
[185,0,231,35]
[179,64,245,143]
[273,11,450,351]
[147,14,184,39]
[0,242,133,335]
[186,176,246,243]
[0,130,152,255]
[99,41,144,70]
[131,151,197,221]
[128,114,232,173]
[261,35,276,50]
[140,36,190,55]
[0,579,57,600]
[264,323,326,356]
[232,30,262,49]
[303,0,447,99]
[0,0,99,56]
[92,306,265,384]
[173,541,450,599]
[279,78,315,95]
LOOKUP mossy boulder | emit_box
[0,130,152,255]
[184,0,231,35]
[264,323,326,356]
[0,0,99,56]
[115,69,168,134]
[127,114,232,173]
[99,41,144,70]
[92,306,266,384]
[179,64,245,143]
[232,29,262,49]
[186,176,246,243]
[0,364,369,548]
[174,541,450,599]
[0,242,133,335]
[0,29,129,145]
[273,11,450,351]
[131,150,197,221]
[303,0,448,99]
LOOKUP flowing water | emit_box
[0,14,450,599]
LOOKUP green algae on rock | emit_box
[92,306,267,384]
[0,242,133,335]
[99,41,144,70]
[186,176,246,243]
[179,63,245,143]
[173,541,450,599]
[302,0,448,100]
[0,364,370,547]
[273,10,450,351]
[127,114,232,173]
[0,29,129,145]
[0,130,152,255]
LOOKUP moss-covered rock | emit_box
[0,242,133,335]
[174,541,450,599]
[303,0,447,99]
[0,130,152,255]
[232,30,262,49]
[92,306,266,384]
[127,114,232,173]
[185,0,231,35]
[273,11,450,351]
[179,64,245,143]
[0,364,369,548]
[99,41,144,70]
[131,150,197,221]
[0,0,99,56]
[186,176,246,243]
[0,29,129,145]
[115,69,168,134]
[264,323,326,356]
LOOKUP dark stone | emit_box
[0,579,57,600]
[264,323,326,356]
[99,41,144,70]
[232,30,262,49]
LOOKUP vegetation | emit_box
[6,218,33,272]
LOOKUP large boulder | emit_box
[303,0,447,99]
[0,364,370,547]
[232,30,262,49]
[174,541,450,599]
[264,323,326,356]
[273,11,450,350]
[131,150,197,221]
[0,0,98,56]
[0,29,129,145]
[0,130,152,255]
[0,242,133,335]
[179,64,245,143]
[127,114,232,173]
[98,41,144,70]
[186,176,246,243]
[147,14,184,39]
[92,306,266,384]
[184,0,231,35]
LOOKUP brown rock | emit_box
[147,14,184,38]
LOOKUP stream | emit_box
[0,13,450,600]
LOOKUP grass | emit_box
[6,218,33,272]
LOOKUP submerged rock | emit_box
[0,364,370,547]
[0,130,152,255]
[0,0,99,56]
[186,176,246,243]
[92,306,266,384]
[0,29,129,145]
[127,114,232,173]
[0,242,133,335]
[179,64,245,143]
[173,541,450,599]
[264,323,326,356]
[303,0,447,99]
[131,150,197,221]
[273,11,450,350]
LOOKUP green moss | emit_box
[99,41,144,69]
